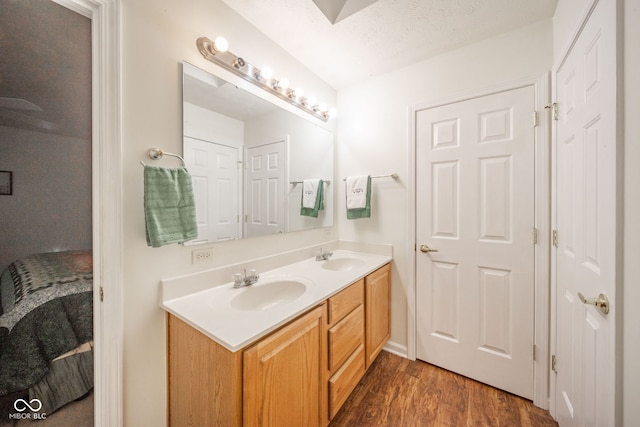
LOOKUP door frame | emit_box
[51,0,123,426]
[548,0,623,422]
[408,75,551,409]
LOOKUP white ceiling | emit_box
[222,0,558,89]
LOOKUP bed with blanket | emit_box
[0,250,94,415]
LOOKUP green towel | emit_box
[300,179,325,218]
[346,176,371,219]
[144,166,198,247]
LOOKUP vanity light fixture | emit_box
[257,66,273,81]
[197,36,334,122]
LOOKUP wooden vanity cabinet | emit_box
[167,305,326,427]
[365,263,391,368]
[166,262,391,427]
[244,305,327,427]
[327,279,366,419]
[167,315,243,427]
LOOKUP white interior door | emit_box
[416,86,536,399]
[553,0,617,425]
[245,140,287,237]
[184,136,241,242]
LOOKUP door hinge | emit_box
[533,228,539,245]
[532,111,539,127]
[244,214,248,223]
[533,344,537,361]
[545,102,559,121]
[552,229,559,248]
[99,286,104,302]
[551,354,558,373]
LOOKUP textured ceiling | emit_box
[0,0,91,138]
[222,0,558,89]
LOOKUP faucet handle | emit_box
[232,273,243,285]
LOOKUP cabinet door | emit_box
[365,263,391,368]
[244,305,326,427]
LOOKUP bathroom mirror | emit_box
[182,62,334,243]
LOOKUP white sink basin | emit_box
[321,257,365,271]
[231,280,307,311]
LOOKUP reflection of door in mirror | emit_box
[245,139,288,237]
[185,137,241,242]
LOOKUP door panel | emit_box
[245,140,287,237]
[416,86,535,399]
[184,137,240,242]
[554,2,617,425]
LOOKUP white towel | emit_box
[302,179,321,209]
[346,175,369,209]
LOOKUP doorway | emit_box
[0,0,94,424]
[414,85,537,399]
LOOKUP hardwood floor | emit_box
[329,351,558,427]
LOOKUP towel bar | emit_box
[290,180,331,187]
[342,173,398,181]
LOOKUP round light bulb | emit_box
[213,36,229,53]
[293,87,304,99]
[305,95,317,107]
[277,78,290,90]
[259,66,273,80]
[317,103,328,113]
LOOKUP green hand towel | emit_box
[144,166,198,247]
[300,179,324,218]
[346,176,371,219]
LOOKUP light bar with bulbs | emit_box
[196,36,336,122]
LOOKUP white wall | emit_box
[622,0,640,424]
[0,127,92,271]
[121,1,336,425]
[183,102,245,148]
[336,20,554,352]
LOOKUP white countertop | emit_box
[161,250,392,352]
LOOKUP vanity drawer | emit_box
[328,279,364,325]
[328,343,365,419]
[328,304,364,372]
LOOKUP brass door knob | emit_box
[578,292,610,315]
[420,244,438,253]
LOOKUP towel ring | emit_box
[140,148,186,167]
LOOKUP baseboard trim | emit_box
[383,340,409,359]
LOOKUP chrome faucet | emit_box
[233,269,259,288]
[315,248,333,261]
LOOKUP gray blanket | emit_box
[0,251,93,395]
[0,292,93,395]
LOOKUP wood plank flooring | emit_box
[329,351,558,427]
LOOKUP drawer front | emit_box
[328,343,366,419]
[328,279,364,325]
[328,304,364,372]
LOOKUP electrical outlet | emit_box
[192,247,214,264]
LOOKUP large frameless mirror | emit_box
[182,62,334,243]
